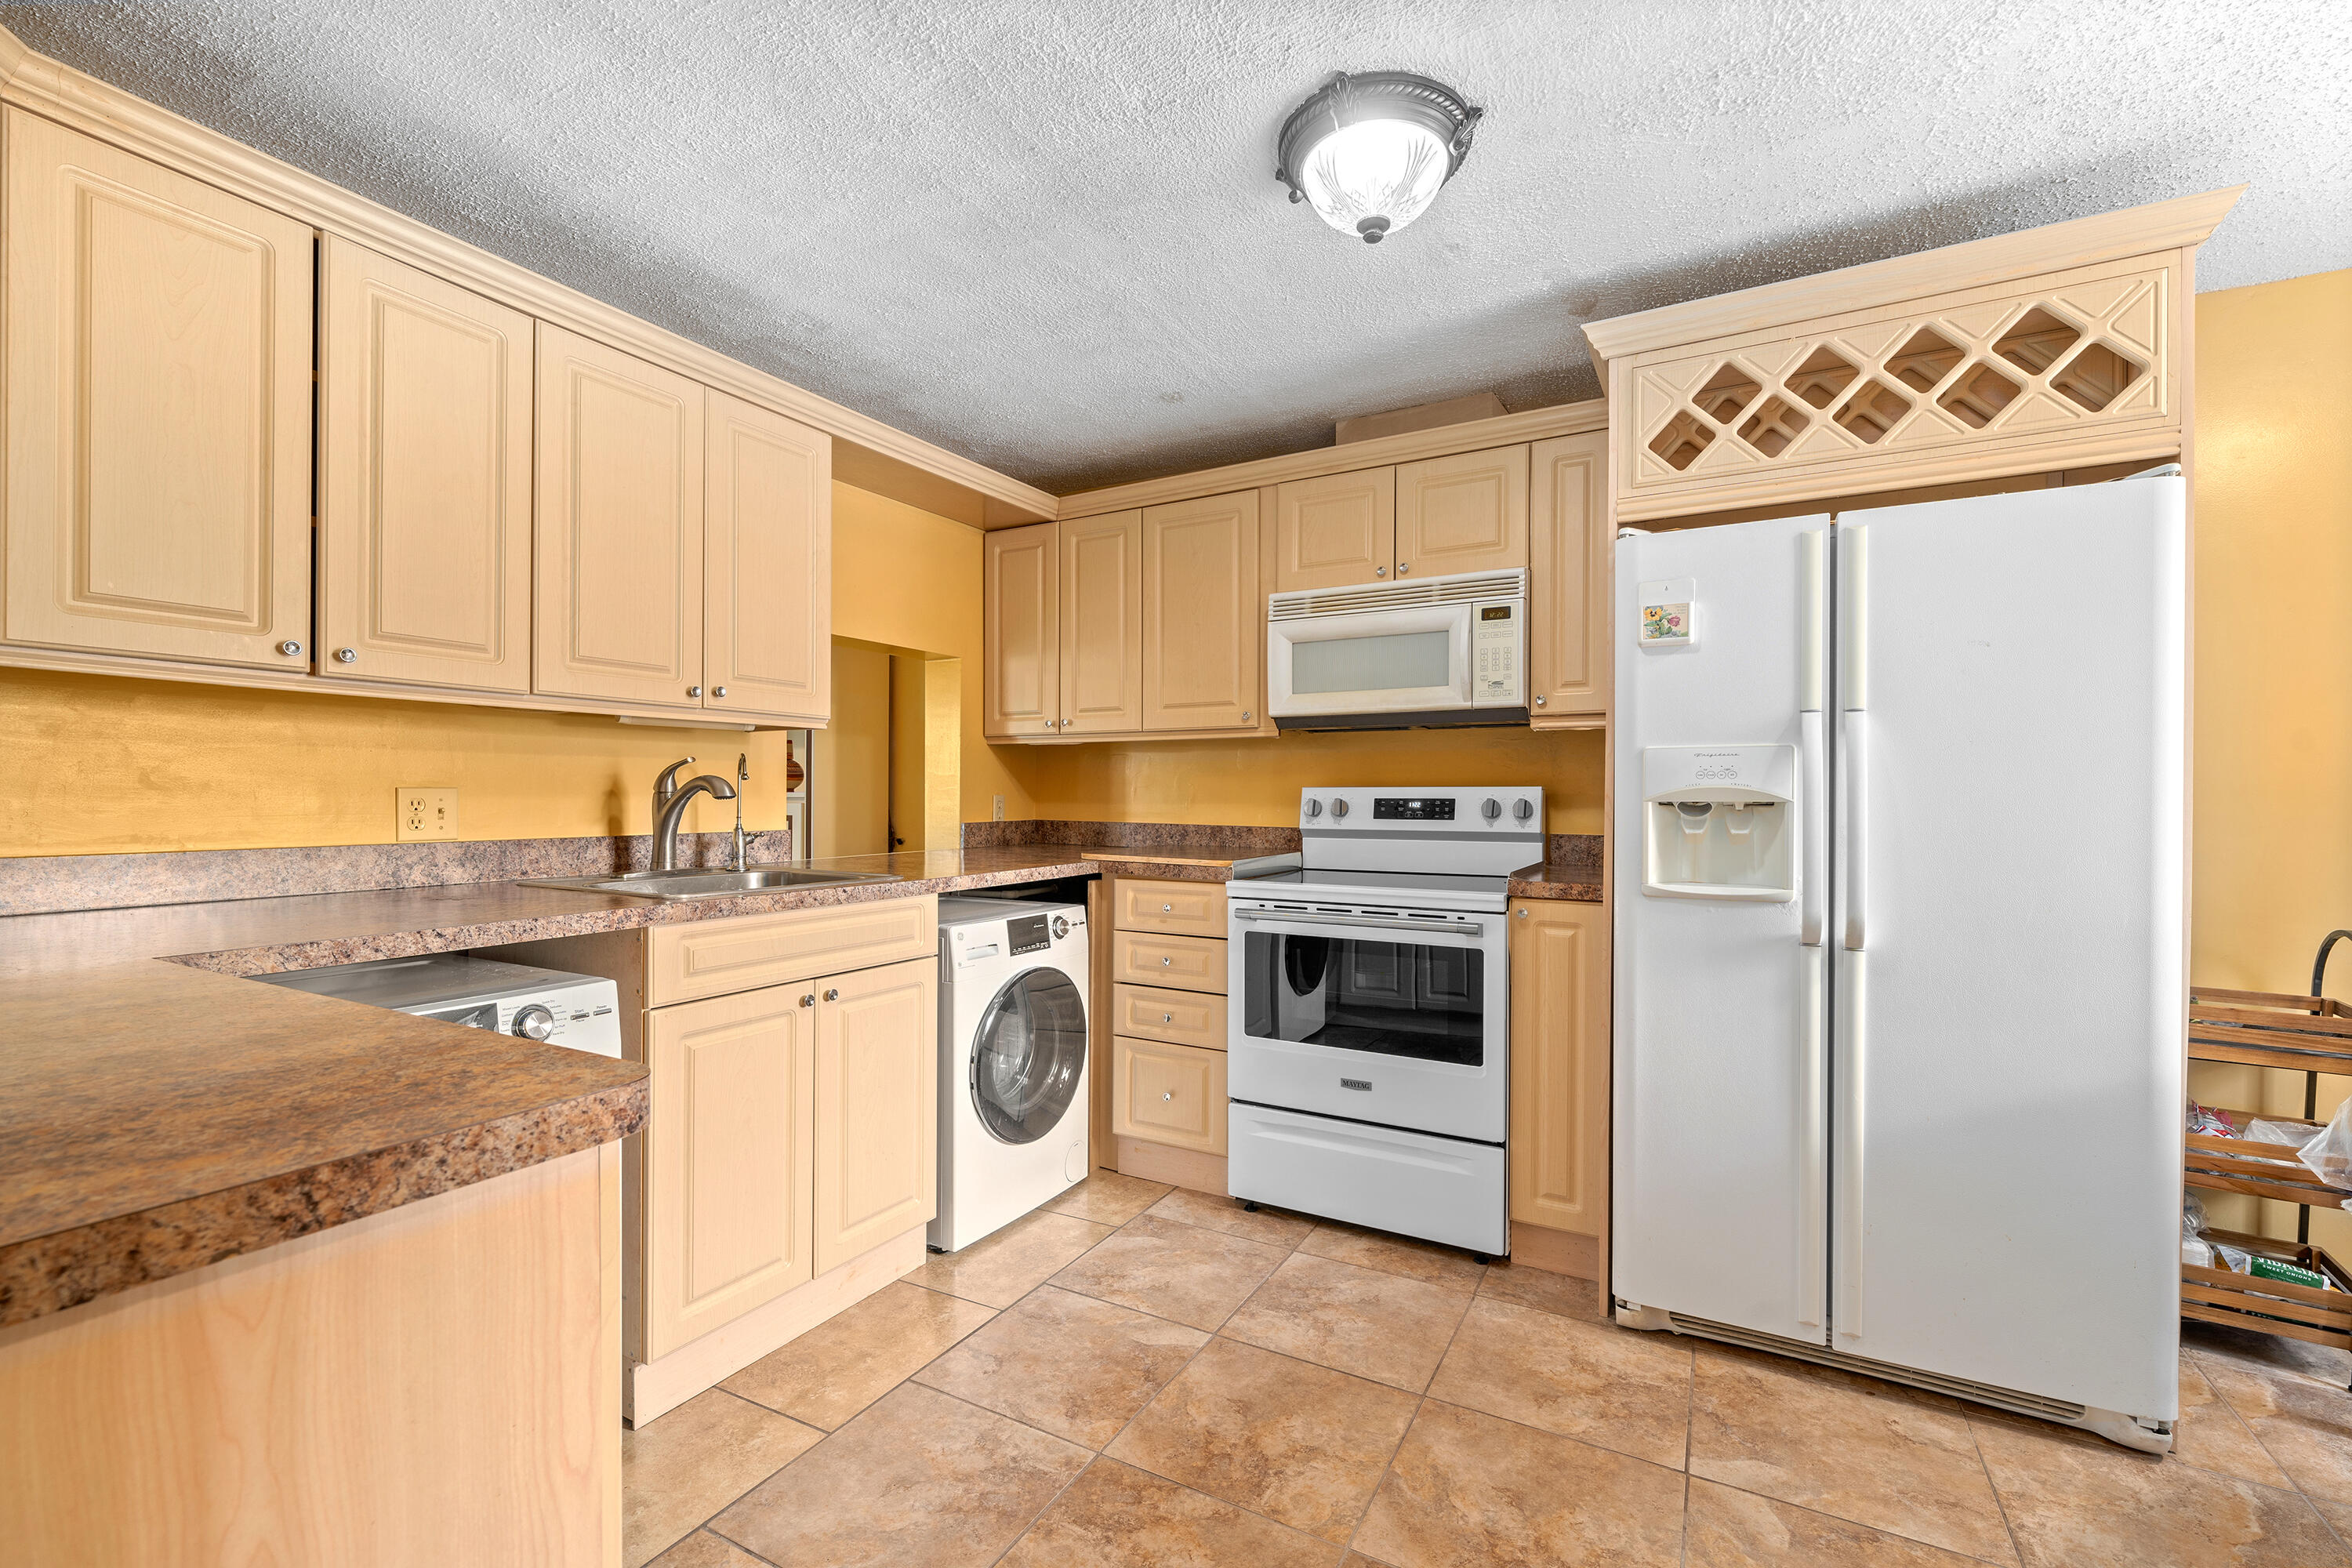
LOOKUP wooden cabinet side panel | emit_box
[1528,430,1610,723]
[1395,445,1530,578]
[1112,1036,1228,1154]
[317,237,533,691]
[813,955,938,1274]
[533,323,706,706]
[1508,900,1609,1235]
[1142,490,1260,731]
[982,521,1059,738]
[643,987,815,1359]
[0,1149,618,1566]
[3,109,313,667]
[1058,510,1143,734]
[705,389,830,722]
[1273,467,1395,592]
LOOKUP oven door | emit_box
[1268,601,1472,719]
[1225,905,1507,1142]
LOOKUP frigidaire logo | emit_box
[1341,1077,1373,1091]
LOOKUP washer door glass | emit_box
[971,968,1087,1145]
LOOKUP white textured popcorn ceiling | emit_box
[6,0,2344,495]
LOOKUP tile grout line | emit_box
[1958,1414,2029,1568]
[1338,1261,1482,1562]
[2194,1362,2352,1558]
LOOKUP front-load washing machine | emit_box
[931,895,1091,1252]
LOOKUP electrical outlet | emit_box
[397,787,458,841]
[993,795,1004,822]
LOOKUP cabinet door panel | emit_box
[1396,445,1529,579]
[1508,899,1608,1236]
[1112,1037,1227,1154]
[1529,431,1610,724]
[1142,490,1259,731]
[4,109,311,667]
[534,324,704,706]
[644,985,815,1359]
[706,390,830,721]
[982,521,1059,738]
[1058,510,1142,735]
[1274,468,1393,593]
[317,238,532,691]
[814,955,938,1273]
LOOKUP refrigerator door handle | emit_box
[1842,710,1868,952]
[1799,711,1827,946]
[1834,951,1866,1344]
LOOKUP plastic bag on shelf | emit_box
[2187,1099,2236,1138]
[2181,1193,2214,1267]
[2294,1097,2352,1194]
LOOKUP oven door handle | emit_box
[1229,909,1486,938]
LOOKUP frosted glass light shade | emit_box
[1298,119,1450,243]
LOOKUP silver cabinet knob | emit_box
[800,994,815,1007]
[1162,956,1172,967]
[1534,695,1546,707]
[1331,799,1350,818]
[1242,711,1252,722]
[278,640,303,657]
[713,685,727,698]
[1374,566,1387,577]
[687,685,702,698]
[1163,1091,1174,1101]
[335,647,357,663]
[823,988,839,1002]
[1516,908,1529,919]
[1483,797,1502,822]
[1163,1013,1173,1024]
[1162,903,1174,913]
[1397,563,1410,575]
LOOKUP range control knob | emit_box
[1304,798,1323,819]
[1513,798,1536,824]
[1482,797,1502,822]
[511,1004,556,1042]
[1051,915,1069,939]
[1330,798,1349,818]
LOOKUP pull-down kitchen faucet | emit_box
[650,757,739,873]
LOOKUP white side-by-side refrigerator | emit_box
[1610,475,2186,1453]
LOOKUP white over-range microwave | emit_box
[1266,568,1526,729]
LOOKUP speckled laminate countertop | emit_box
[0,840,1595,1327]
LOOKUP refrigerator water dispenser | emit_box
[1639,744,1798,901]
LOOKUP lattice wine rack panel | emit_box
[1621,263,2173,517]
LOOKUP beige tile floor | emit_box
[625,1171,2352,1567]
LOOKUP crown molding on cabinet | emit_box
[1581,186,2244,369]
[1050,399,1609,524]
[0,24,1055,529]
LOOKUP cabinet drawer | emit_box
[1112,982,1227,1051]
[1112,930,1226,995]
[1114,878,1227,938]
[1112,1036,1227,1155]
[649,896,938,1006]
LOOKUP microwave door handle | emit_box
[1230,909,1484,938]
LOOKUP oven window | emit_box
[1289,630,1451,695]
[1242,931,1484,1065]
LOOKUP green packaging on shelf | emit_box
[2249,1256,2331,1290]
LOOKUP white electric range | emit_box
[1225,785,1543,1258]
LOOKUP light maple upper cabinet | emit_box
[1508,898,1609,1237]
[1142,490,1260,731]
[705,390,831,723]
[642,982,815,1361]
[315,238,533,691]
[982,521,1062,739]
[534,324,706,708]
[1394,445,1529,579]
[2,109,313,670]
[1274,467,1395,592]
[1059,510,1143,735]
[812,954,938,1274]
[1528,430,1610,726]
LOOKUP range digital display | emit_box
[1373,797,1456,820]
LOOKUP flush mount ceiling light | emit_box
[1275,71,1483,245]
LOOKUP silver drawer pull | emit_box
[1163,1013,1173,1024]
[1162,903,1173,913]
[1163,1091,1174,1101]
[1230,908,1483,937]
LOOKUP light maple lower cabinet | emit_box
[812,955,938,1273]
[316,237,535,692]
[1528,430,1611,725]
[1508,898,1610,1240]
[1112,1036,1227,1155]
[644,982,815,1359]
[2,108,314,670]
[534,323,706,710]
[1107,877,1232,1192]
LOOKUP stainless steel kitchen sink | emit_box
[518,866,900,901]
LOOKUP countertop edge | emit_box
[0,1074,647,1330]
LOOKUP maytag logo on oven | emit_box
[1340,1077,1373,1091]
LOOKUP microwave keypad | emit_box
[1473,604,1521,699]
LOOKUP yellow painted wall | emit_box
[813,640,891,858]
[2182,267,2352,1250]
